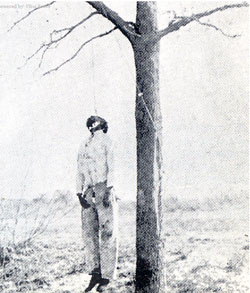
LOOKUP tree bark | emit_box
[132,2,163,292]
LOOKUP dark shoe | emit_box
[96,278,109,292]
[84,273,101,292]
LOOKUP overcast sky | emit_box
[0,1,248,201]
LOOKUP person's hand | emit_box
[103,186,113,208]
[77,193,91,209]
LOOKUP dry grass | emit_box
[0,194,248,292]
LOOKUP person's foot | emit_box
[84,273,101,292]
[96,278,109,292]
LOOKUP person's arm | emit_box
[76,171,84,195]
[76,142,85,193]
[106,137,114,188]
[76,146,92,209]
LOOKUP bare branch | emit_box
[43,27,117,76]
[87,1,138,42]
[8,1,55,32]
[18,43,46,70]
[19,12,99,69]
[49,11,99,44]
[158,2,249,39]
[39,46,51,68]
[195,19,240,38]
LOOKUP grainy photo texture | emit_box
[0,1,249,292]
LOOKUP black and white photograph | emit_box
[0,1,249,292]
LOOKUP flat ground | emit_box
[0,195,249,292]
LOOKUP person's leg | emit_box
[95,182,118,284]
[81,188,101,292]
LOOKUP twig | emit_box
[195,19,240,38]
[12,201,21,245]
[158,2,249,39]
[8,1,55,32]
[43,26,117,76]
[19,11,99,69]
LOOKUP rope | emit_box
[112,32,161,134]
[89,6,98,116]
[91,41,98,115]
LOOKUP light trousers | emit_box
[81,181,118,280]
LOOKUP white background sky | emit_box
[0,1,248,201]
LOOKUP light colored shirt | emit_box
[76,130,114,193]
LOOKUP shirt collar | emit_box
[92,129,104,138]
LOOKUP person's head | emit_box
[86,116,108,134]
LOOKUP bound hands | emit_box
[77,193,91,209]
[103,186,113,208]
[77,185,113,208]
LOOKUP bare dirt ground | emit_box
[0,195,249,292]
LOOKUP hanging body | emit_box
[77,130,118,280]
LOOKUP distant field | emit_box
[0,194,248,292]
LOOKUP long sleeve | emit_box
[76,142,86,194]
[106,138,115,187]
[76,132,115,189]
[76,171,85,194]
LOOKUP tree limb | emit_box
[87,1,139,42]
[43,27,117,76]
[8,1,55,32]
[195,19,240,38]
[157,2,249,39]
[19,12,99,69]
[48,11,99,45]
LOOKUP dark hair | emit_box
[86,116,108,133]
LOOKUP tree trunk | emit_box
[133,2,163,292]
